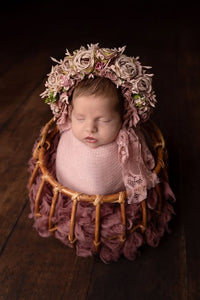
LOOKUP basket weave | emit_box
[28,118,168,253]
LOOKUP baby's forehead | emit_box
[73,94,120,114]
[72,92,120,107]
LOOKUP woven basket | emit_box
[28,118,168,253]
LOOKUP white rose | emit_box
[115,55,142,80]
[61,57,73,73]
[133,75,152,94]
[47,66,60,88]
[73,49,95,74]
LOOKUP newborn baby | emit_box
[56,76,158,201]
[56,77,125,195]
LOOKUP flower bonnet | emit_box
[41,44,156,129]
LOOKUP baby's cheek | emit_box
[105,125,119,141]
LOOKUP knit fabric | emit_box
[56,129,125,195]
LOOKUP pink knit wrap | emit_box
[56,129,125,195]
[56,127,159,203]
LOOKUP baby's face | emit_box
[71,94,122,148]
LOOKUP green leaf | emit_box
[44,91,57,104]
[133,94,140,100]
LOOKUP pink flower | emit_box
[60,77,73,89]
[95,61,106,71]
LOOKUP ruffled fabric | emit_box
[28,131,175,264]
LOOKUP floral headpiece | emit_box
[41,44,156,127]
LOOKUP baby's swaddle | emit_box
[56,129,125,195]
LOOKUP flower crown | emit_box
[41,44,156,127]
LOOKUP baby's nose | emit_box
[86,120,98,133]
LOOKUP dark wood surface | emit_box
[0,1,200,299]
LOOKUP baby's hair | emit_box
[71,77,123,114]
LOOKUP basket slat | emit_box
[119,192,126,244]
[93,195,103,252]
[68,193,80,244]
[35,176,45,217]
[49,187,59,231]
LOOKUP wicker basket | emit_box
[28,118,168,253]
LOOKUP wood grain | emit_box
[0,2,199,299]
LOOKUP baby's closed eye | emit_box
[73,113,85,121]
[98,117,112,123]
[101,119,111,123]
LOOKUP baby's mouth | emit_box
[85,136,97,144]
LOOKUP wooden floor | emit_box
[0,1,200,299]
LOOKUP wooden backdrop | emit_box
[0,1,199,299]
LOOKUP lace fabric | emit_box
[117,127,159,203]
